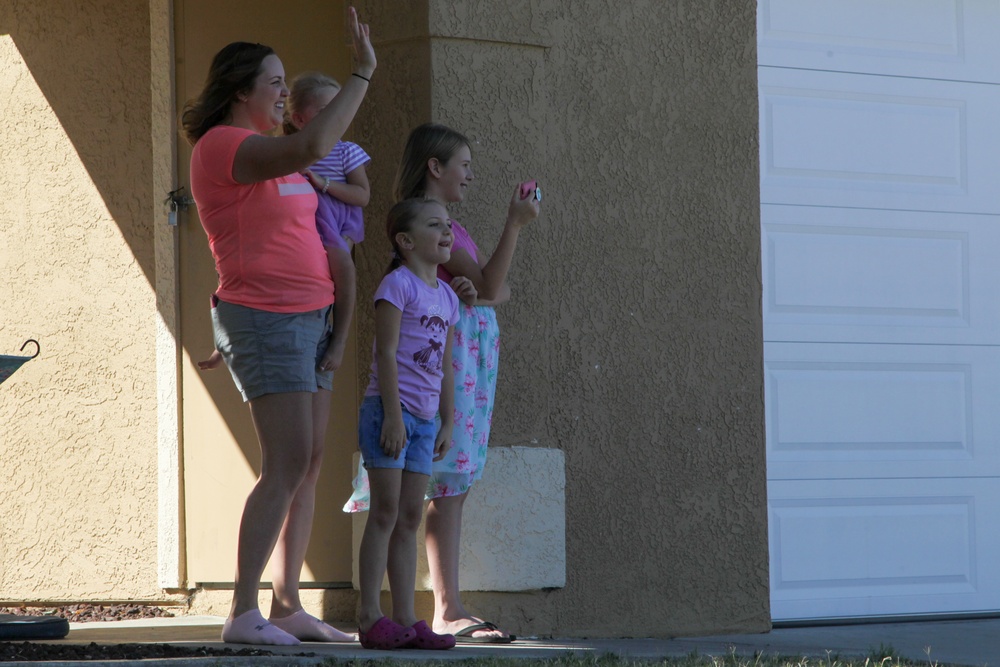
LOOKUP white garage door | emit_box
[759,0,1000,621]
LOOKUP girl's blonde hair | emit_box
[384,197,436,275]
[282,71,341,135]
[393,123,471,201]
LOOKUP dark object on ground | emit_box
[0,615,68,640]
[0,641,289,662]
[0,604,175,624]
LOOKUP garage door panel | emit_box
[765,343,1000,480]
[762,205,1000,345]
[769,479,1000,620]
[759,2,1000,622]
[765,85,963,191]
[758,0,1000,84]
[760,68,1000,214]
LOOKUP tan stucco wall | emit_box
[353,1,769,637]
[0,0,174,601]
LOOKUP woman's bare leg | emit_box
[268,388,329,617]
[223,391,313,645]
[264,389,355,641]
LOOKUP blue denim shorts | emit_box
[358,395,437,475]
[212,299,334,402]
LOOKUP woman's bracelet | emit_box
[352,72,371,83]
[322,177,331,194]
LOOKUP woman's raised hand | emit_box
[348,6,376,78]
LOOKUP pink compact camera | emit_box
[519,180,542,202]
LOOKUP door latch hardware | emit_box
[165,186,195,226]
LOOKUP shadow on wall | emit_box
[2,0,358,587]
[2,6,157,286]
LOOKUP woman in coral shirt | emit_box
[181,8,375,646]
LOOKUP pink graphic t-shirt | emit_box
[365,266,459,420]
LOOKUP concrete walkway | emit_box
[4,615,998,666]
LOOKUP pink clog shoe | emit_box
[358,617,416,650]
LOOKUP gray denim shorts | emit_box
[211,299,334,402]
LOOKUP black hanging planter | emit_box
[0,339,40,387]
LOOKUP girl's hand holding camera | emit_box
[507,181,541,229]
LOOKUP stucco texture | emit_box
[0,1,165,600]
[353,0,768,638]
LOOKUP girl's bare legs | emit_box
[358,468,402,632]
[223,391,313,645]
[267,389,355,641]
[425,491,507,640]
[386,471,430,628]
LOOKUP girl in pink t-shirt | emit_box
[353,198,473,651]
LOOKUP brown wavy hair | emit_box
[181,42,275,145]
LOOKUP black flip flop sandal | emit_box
[453,620,515,644]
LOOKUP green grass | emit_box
[318,647,965,667]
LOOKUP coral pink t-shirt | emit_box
[190,125,334,313]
